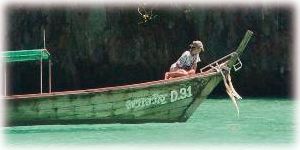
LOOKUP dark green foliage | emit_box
[6,5,292,97]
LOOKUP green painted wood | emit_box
[236,30,254,55]
[6,75,210,126]
[227,30,253,67]
[180,75,222,121]
[4,66,221,126]
[2,49,50,62]
[6,30,253,126]
[139,106,187,120]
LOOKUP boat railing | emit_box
[199,51,239,73]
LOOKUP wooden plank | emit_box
[236,30,253,55]
[6,70,221,126]
[6,75,209,125]
[227,30,253,67]
[181,76,222,121]
[140,105,188,120]
[115,97,193,119]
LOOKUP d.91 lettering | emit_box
[170,86,192,102]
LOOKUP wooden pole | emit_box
[49,60,52,93]
[43,29,46,49]
[4,66,7,96]
[236,30,253,55]
[227,30,253,68]
[40,52,43,94]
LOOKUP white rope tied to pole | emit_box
[213,64,242,118]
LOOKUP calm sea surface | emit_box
[4,98,295,146]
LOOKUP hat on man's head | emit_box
[189,40,204,51]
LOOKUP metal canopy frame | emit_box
[2,49,52,96]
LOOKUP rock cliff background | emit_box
[5,4,293,98]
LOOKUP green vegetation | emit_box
[6,5,292,97]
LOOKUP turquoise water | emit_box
[4,99,295,145]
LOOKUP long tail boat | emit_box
[4,30,253,126]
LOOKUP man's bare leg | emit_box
[187,69,196,75]
[165,70,188,79]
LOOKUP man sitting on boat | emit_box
[164,40,204,79]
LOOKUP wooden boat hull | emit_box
[6,72,222,126]
[5,30,253,126]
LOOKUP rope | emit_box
[212,64,242,118]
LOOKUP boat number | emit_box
[125,85,192,110]
[170,85,192,102]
